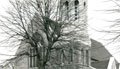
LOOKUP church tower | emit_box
[59,0,89,46]
[58,0,91,69]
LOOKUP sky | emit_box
[0,0,120,63]
[88,0,120,63]
[0,0,14,64]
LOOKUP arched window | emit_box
[74,0,79,20]
[74,0,79,5]
[65,1,69,19]
[84,2,86,7]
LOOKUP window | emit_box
[81,49,90,66]
[68,48,73,63]
[74,0,79,20]
[74,0,79,5]
[65,1,69,7]
[86,50,90,66]
[36,0,40,8]
[81,49,85,65]
[29,47,38,67]
[65,1,69,19]
[84,2,86,7]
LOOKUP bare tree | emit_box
[96,0,120,44]
[0,0,89,69]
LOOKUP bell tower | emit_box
[60,0,91,68]
[61,0,89,47]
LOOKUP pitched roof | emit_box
[91,39,111,61]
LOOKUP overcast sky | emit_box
[0,0,120,63]
[88,0,120,62]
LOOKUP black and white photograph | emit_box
[0,0,119,69]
